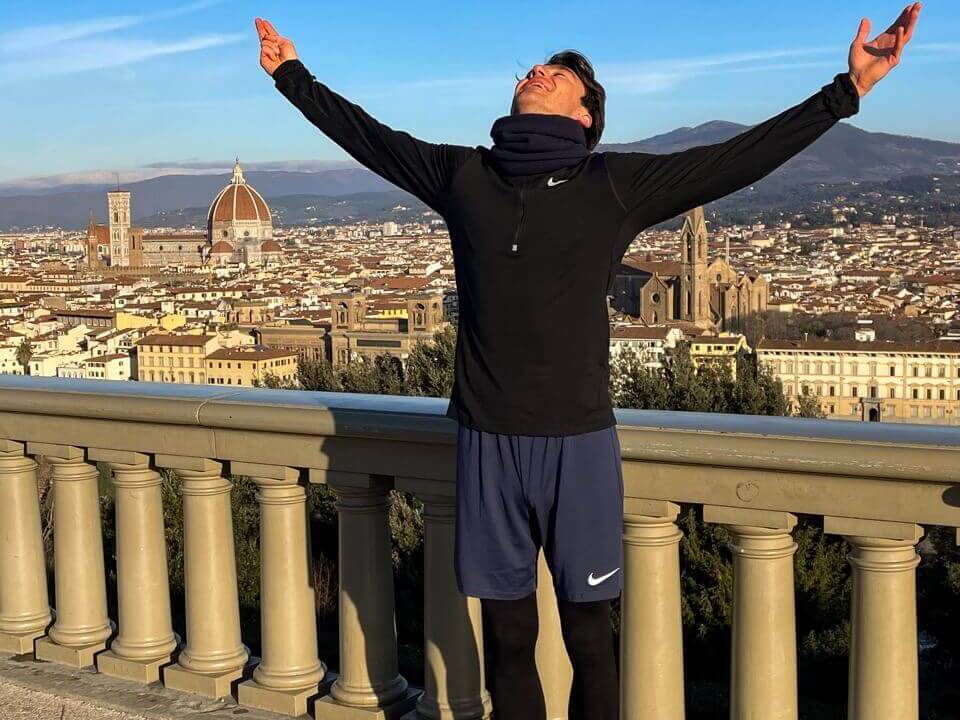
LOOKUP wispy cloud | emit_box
[357,47,848,100]
[1,17,141,53]
[598,46,844,94]
[0,0,233,78]
[2,35,244,78]
[360,41,960,102]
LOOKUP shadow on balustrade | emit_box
[317,402,484,717]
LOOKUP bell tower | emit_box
[679,206,710,324]
[107,189,132,267]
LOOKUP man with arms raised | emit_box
[256,6,921,718]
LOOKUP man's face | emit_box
[512,63,593,132]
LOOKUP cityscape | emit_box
[2,155,958,424]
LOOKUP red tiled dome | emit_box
[210,240,234,254]
[207,161,271,226]
[260,239,282,253]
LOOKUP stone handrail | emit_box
[1,375,958,719]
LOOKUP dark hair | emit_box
[547,50,606,150]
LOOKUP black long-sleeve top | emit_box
[273,59,860,436]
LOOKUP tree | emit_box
[298,356,342,392]
[16,338,33,374]
[405,324,456,398]
[609,347,670,409]
[255,370,297,389]
[795,385,827,418]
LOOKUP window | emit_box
[889,388,896,399]
[851,386,859,397]
[926,389,933,400]
[939,367,946,378]
[829,386,836,396]
[940,389,946,401]
[911,406,919,417]
[924,407,932,418]
[913,367,919,377]
[890,366,896,376]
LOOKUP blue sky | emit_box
[2,0,958,186]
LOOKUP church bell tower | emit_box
[679,206,710,324]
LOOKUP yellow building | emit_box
[206,347,298,387]
[757,338,960,424]
[690,334,751,378]
[135,334,219,384]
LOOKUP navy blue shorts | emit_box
[453,422,624,602]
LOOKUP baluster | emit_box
[235,463,326,716]
[156,455,249,699]
[396,482,492,720]
[315,471,419,719]
[29,443,113,668]
[704,506,798,720]
[536,550,573,720]
[825,517,922,720]
[621,500,685,720]
[89,450,178,683]
[0,439,51,655]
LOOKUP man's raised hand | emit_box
[256,17,298,77]
[847,3,921,97]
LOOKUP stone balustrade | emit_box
[0,376,958,719]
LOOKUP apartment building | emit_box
[205,347,298,387]
[690,335,751,377]
[135,334,219,384]
[757,338,960,424]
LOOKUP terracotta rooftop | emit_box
[136,334,216,347]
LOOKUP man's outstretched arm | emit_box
[256,18,473,214]
[605,3,921,247]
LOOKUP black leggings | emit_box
[481,591,619,720]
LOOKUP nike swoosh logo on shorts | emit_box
[547,177,568,187]
[587,568,620,586]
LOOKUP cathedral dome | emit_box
[210,240,234,254]
[261,239,282,253]
[206,160,274,264]
[207,160,271,226]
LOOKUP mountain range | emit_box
[2,120,958,230]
